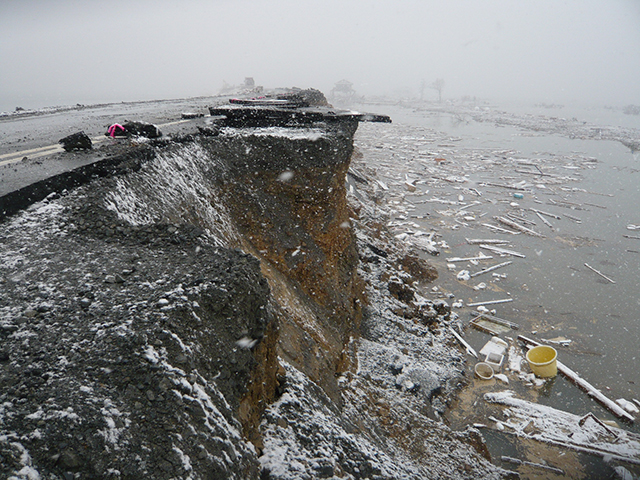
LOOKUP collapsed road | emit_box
[0,90,512,479]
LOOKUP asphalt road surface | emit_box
[0,96,224,197]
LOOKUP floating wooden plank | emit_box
[469,319,502,336]
[549,198,586,209]
[470,261,513,278]
[481,223,521,235]
[449,327,478,358]
[584,202,607,210]
[529,208,561,220]
[479,244,526,258]
[470,313,518,336]
[514,168,561,178]
[506,213,537,227]
[518,335,634,422]
[584,263,616,284]
[480,182,526,191]
[468,298,514,307]
[446,254,493,263]
[485,390,639,464]
[472,312,519,329]
[457,201,482,211]
[500,456,564,475]
[495,216,545,238]
[466,238,510,245]
[532,210,554,229]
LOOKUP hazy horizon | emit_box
[1,0,639,112]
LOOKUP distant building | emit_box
[219,77,262,96]
[329,80,357,106]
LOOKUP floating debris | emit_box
[518,335,635,422]
[404,174,417,192]
[446,253,493,263]
[542,337,573,347]
[584,262,616,284]
[470,261,513,278]
[482,223,521,235]
[474,362,494,380]
[466,238,510,245]
[479,337,507,369]
[495,216,545,237]
[500,456,564,475]
[532,210,554,229]
[472,312,519,330]
[508,346,524,373]
[456,270,471,281]
[479,244,526,258]
[410,234,440,255]
[616,398,640,415]
[467,298,514,307]
[486,390,639,464]
[480,181,526,191]
[529,208,562,220]
[563,212,583,223]
[450,327,478,358]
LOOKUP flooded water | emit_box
[353,102,640,476]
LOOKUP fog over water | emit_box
[1,0,639,112]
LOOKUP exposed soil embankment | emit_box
[1,100,512,479]
[213,122,364,404]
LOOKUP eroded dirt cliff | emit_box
[0,98,513,479]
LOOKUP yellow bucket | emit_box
[526,345,558,377]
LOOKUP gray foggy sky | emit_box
[1,0,639,111]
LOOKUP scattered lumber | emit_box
[482,223,521,235]
[466,238,510,245]
[470,261,512,278]
[485,390,639,464]
[479,244,526,258]
[495,216,545,238]
[584,263,616,284]
[446,254,493,263]
[480,182,526,191]
[500,456,564,475]
[529,208,561,220]
[468,298,514,307]
[472,312,519,330]
[563,213,582,222]
[532,210,554,229]
[449,327,478,358]
[518,335,634,422]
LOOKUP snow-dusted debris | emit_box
[220,126,327,141]
[0,174,270,478]
[104,142,239,248]
[260,361,509,479]
[486,391,640,463]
